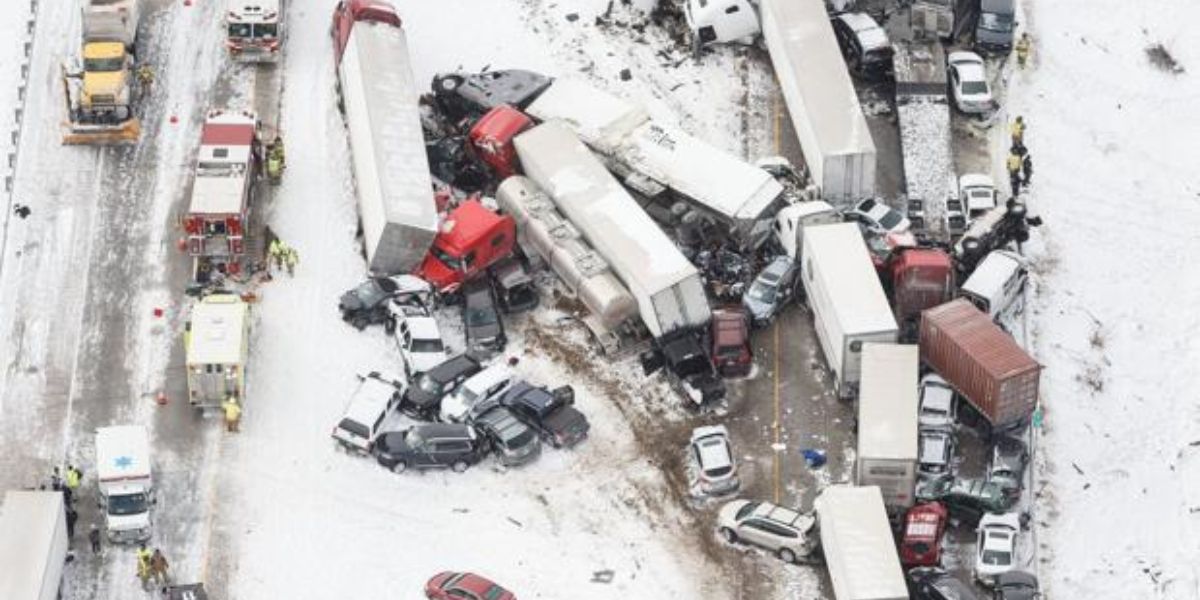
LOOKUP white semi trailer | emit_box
[525,78,791,250]
[331,0,438,276]
[856,343,920,514]
[800,223,898,399]
[0,491,69,600]
[815,486,909,600]
[759,0,877,205]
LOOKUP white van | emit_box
[959,250,1027,324]
[332,372,405,454]
[95,425,154,543]
[772,201,840,261]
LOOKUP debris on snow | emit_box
[1145,43,1184,74]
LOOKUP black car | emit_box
[500,382,589,449]
[908,567,982,600]
[470,404,541,467]
[431,69,553,121]
[992,571,1040,600]
[462,277,507,356]
[490,256,538,314]
[338,275,432,331]
[373,423,485,474]
[831,12,894,79]
[402,354,482,419]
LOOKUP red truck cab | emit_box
[468,105,534,178]
[900,501,948,568]
[887,247,954,340]
[331,0,401,61]
[710,308,752,377]
[416,200,516,293]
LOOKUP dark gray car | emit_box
[401,354,482,420]
[992,571,1040,600]
[988,435,1029,499]
[462,277,507,356]
[908,567,982,600]
[742,256,800,326]
[470,404,541,467]
[373,423,485,474]
[431,69,553,121]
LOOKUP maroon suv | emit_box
[711,308,752,377]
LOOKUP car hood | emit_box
[376,435,413,456]
[469,322,502,341]
[107,511,150,531]
[339,290,365,311]
[408,352,446,374]
[742,294,774,320]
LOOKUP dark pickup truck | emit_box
[500,382,589,449]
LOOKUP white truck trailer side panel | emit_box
[527,79,785,244]
[339,20,437,275]
[801,224,898,394]
[761,0,876,205]
[0,491,68,600]
[815,486,909,600]
[856,344,919,511]
[514,122,710,337]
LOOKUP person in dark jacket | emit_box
[65,506,78,539]
[1022,153,1033,185]
[89,524,102,554]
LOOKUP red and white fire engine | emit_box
[225,0,285,62]
[184,110,262,281]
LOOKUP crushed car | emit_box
[338,274,433,331]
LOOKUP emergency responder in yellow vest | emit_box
[222,396,242,433]
[64,465,81,493]
[136,544,153,586]
[1010,116,1026,146]
[1006,152,1023,198]
[136,64,154,96]
[1015,33,1031,69]
[268,239,283,272]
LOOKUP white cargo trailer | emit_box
[525,78,788,250]
[0,491,69,600]
[514,122,710,339]
[496,176,638,352]
[760,0,876,205]
[332,2,438,275]
[856,344,919,514]
[815,486,909,600]
[800,223,898,398]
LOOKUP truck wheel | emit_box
[719,527,738,544]
[390,460,408,474]
[778,548,797,564]
[437,74,464,93]
[451,460,469,473]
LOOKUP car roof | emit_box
[446,572,506,596]
[762,256,793,278]
[343,373,403,424]
[475,406,530,440]
[427,354,481,381]
[836,12,890,51]
[919,431,951,462]
[409,422,475,439]
[948,51,985,67]
[692,429,732,469]
[980,511,1021,531]
[504,380,555,408]
[753,502,812,529]
[402,315,441,339]
[952,59,987,82]
[462,364,512,394]
[920,379,955,411]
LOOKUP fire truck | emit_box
[184,110,262,282]
[225,0,285,62]
[185,294,249,409]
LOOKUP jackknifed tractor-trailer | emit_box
[332,0,438,276]
[63,0,142,144]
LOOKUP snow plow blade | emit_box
[62,118,140,145]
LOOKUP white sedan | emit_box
[847,198,911,236]
[974,511,1021,586]
[689,425,739,497]
[948,51,994,114]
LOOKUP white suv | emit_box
[689,425,739,497]
[331,372,405,454]
[392,304,447,379]
[439,364,514,423]
[717,499,817,563]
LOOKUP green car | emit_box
[916,475,1016,524]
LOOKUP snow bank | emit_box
[1017,2,1200,598]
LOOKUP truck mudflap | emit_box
[62,118,141,145]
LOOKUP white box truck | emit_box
[525,78,789,250]
[96,425,154,543]
[185,294,249,408]
[0,491,69,600]
[760,0,876,205]
[331,1,438,275]
[814,486,909,600]
[856,344,919,514]
[801,223,899,398]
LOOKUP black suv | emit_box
[490,256,538,314]
[373,423,485,474]
[338,275,432,331]
[462,277,507,356]
[402,354,482,419]
[500,382,589,449]
[908,567,982,600]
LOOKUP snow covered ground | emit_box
[1013,1,1200,598]
[207,1,763,597]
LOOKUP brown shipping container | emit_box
[919,299,1040,428]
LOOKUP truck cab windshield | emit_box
[254,23,278,39]
[228,23,252,39]
[85,57,125,72]
[109,492,149,516]
[979,13,1014,32]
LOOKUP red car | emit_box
[710,308,752,377]
[425,572,516,600]
[900,501,948,569]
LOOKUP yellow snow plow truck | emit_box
[63,0,142,144]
